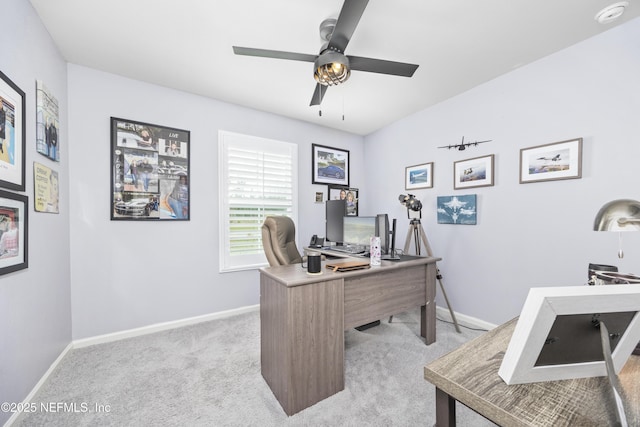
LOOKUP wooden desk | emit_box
[260,255,440,415]
[424,318,640,426]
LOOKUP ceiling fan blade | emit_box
[328,0,369,53]
[310,84,328,106]
[233,46,317,63]
[347,55,419,77]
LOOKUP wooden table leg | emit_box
[435,387,456,427]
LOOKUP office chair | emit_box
[261,216,304,267]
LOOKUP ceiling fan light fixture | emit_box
[314,51,351,86]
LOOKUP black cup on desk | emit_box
[302,251,322,274]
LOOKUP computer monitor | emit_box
[343,216,377,248]
[325,199,346,244]
[382,218,400,260]
[376,214,390,254]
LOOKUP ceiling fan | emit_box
[232,0,419,107]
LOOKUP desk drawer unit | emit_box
[343,264,428,330]
[260,275,344,416]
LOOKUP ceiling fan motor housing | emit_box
[319,18,337,42]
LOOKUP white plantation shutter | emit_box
[219,131,298,271]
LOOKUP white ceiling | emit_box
[29,0,639,136]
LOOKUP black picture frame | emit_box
[328,185,359,216]
[111,117,190,220]
[0,70,26,191]
[312,143,349,186]
[0,189,28,276]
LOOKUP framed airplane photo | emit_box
[520,138,582,184]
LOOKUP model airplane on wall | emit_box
[438,136,492,151]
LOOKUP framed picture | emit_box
[0,70,26,191]
[36,80,60,162]
[405,162,433,190]
[328,185,358,216]
[33,162,59,213]
[111,117,190,220]
[312,143,349,186]
[454,154,494,190]
[437,194,477,225]
[520,138,582,184]
[0,189,28,276]
[315,192,324,203]
[499,285,640,385]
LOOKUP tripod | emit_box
[389,218,461,333]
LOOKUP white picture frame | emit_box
[499,285,640,385]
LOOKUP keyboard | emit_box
[331,245,366,254]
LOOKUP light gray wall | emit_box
[3,1,639,419]
[0,0,71,423]
[67,65,364,339]
[363,17,640,325]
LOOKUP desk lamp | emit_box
[594,199,640,258]
[594,199,640,357]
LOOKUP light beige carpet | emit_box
[14,308,496,426]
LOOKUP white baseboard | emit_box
[4,305,260,427]
[73,304,259,348]
[436,305,498,331]
[4,342,74,427]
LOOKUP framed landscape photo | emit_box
[312,143,349,186]
[111,117,190,221]
[520,138,582,184]
[0,70,26,191]
[454,155,494,190]
[0,189,28,276]
[405,162,433,190]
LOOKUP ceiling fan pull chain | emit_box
[618,232,624,258]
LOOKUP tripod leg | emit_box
[418,224,461,333]
[394,223,421,324]
[437,277,461,333]
[403,225,414,254]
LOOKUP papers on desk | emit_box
[326,260,371,272]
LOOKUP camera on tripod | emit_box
[394,193,460,332]
[398,194,422,219]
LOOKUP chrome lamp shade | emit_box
[594,199,640,232]
[594,199,640,258]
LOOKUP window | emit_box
[218,131,298,272]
